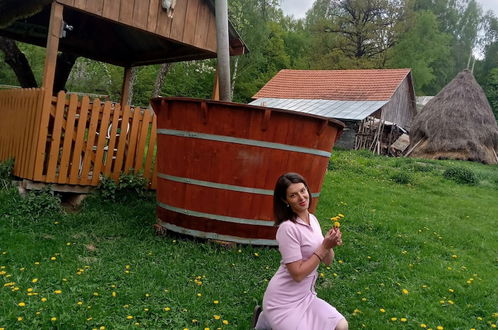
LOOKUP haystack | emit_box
[408,70,498,164]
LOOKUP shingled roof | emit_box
[253,69,412,101]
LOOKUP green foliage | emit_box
[98,171,149,202]
[484,67,498,120]
[390,171,414,185]
[17,187,63,218]
[443,166,479,185]
[0,158,14,189]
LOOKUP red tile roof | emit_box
[253,69,412,101]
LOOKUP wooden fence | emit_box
[0,88,157,189]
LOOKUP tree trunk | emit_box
[151,63,171,98]
[0,36,37,88]
[127,67,138,105]
[53,52,78,94]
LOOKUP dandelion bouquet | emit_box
[330,213,345,228]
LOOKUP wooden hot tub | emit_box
[151,97,344,245]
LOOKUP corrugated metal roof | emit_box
[249,98,388,121]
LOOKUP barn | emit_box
[250,69,417,153]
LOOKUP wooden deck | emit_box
[0,88,157,189]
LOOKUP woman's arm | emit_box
[322,248,335,266]
[285,245,329,282]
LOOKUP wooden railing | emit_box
[0,88,157,189]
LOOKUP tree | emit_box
[387,11,450,94]
[484,68,498,120]
[0,36,37,87]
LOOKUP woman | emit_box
[254,173,348,330]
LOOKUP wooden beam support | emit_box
[212,70,220,101]
[42,2,63,96]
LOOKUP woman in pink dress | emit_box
[254,173,348,330]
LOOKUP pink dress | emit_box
[262,215,344,330]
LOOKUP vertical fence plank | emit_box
[91,101,112,185]
[46,91,67,182]
[143,114,156,184]
[79,99,102,185]
[124,107,142,171]
[112,104,131,180]
[134,108,152,171]
[102,104,121,176]
[58,93,79,184]
[68,96,91,184]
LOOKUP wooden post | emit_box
[121,67,133,106]
[41,2,63,96]
[33,2,63,181]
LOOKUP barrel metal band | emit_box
[157,129,331,157]
[157,201,275,227]
[158,173,320,198]
[159,222,278,246]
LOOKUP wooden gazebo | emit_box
[0,0,246,190]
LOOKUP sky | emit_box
[280,0,498,19]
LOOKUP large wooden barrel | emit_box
[151,97,344,246]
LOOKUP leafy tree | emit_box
[387,10,450,94]
[484,68,498,120]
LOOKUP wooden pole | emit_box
[41,2,63,96]
[212,70,220,101]
[214,0,231,101]
[121,67,133,106]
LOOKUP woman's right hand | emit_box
[322,228,342,249]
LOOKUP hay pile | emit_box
[409,70,498,164]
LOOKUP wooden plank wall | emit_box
[42,92,158,188]
[381,78,416,130]
[57,0,217,53]
[0,88,45,180]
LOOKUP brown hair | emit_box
[273,173,312,226]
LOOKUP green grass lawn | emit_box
[1,150,497,329]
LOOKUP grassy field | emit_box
[0,150,497,329]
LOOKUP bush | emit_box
[18,187,63,218]
[98,170,149,202]
[390,171,413,185]
[0,158,14,189]
[443,166,478,185]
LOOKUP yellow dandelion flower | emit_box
[51,317,57,321]
[17,317,23,321]
[100,327,106,330]
[126,315,134,319]
[451,254,457,258]
[164,307,171,311]
[31,278,38,283]
[448,289,454,293]
[380,308,385,313]
[93,292,99,296]
[144,308,149,312]
[223,320,229,325]
[18,302,26,307]
[125,265,131,269]
[213,315,221,320]
[192,319,198,323]
[77,301,83,305]
[420,324,427,328]
[436,326,444,330]
[338,260,344,264]
[254,253,260,257]
[87,317,93,321]
[334,221,341,228]
[112,292,117,297]
[41,298,47,302]
[391,317,397,321]
[50,257,56,261]
[402,289,409,295]
[197,293,202,297]
[477,317,483,321]
[401,318,407,322]
[54,290,62,294]
[448,300,454,305]
[491,325,496,329]
[27,288,33,292]
[213,300,219,304]
[320,273,325,278]
[338,213,345,218]
[204,328,209,330]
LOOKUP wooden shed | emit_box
[250,69,417,154]
[0,0,246,190]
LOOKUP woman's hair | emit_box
[273,172,312,226]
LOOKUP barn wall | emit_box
[380,77,416,130]
[334,121,359,150]
[58,0,217,53]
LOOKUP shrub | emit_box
[18,187,63,218]
[390,171,413,185]
[0,158,14,189]
[98,170,149,202]
[443,166,478,185]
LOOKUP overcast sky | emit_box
[280,0,498,19]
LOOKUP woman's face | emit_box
[285,182,309,214]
